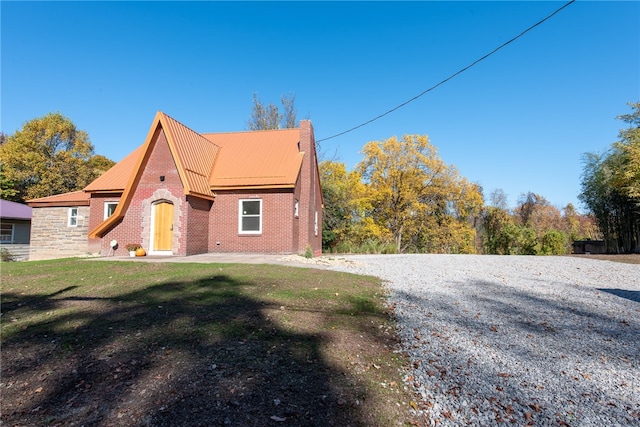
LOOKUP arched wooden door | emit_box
[152,201,174,252]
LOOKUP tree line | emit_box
[579,102,640,253]
[321,141,597,255]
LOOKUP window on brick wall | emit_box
[104,202,118,219]
[314,211,318,236]
[239,199,262,234]
[68,208,79,227]
[294,199,299,218]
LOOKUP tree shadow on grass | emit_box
[1,273,372,426]
[1,285,80,315]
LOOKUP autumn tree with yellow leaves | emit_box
[0,112,115,202]
[320,160,367,250]
[355,134,483,253]
[318,133,596,255]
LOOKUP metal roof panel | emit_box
[27,190,90,207]
[160,113,220,198]
[203,129,303,189]
[0,199,32,219]
[84,145,145,193]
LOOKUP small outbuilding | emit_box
[571,240,606,254]
[0,199,32,244]
[0,199,32,260]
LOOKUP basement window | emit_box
[239,199,262,234]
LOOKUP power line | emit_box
[317,0,575,143]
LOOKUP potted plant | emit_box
[125,243,141,257]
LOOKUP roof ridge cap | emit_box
[159,111,219,144]
[202,127,300,136]
[26,189,87,202]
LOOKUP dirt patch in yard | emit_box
[1,260,420,427]
[570,253,640,264]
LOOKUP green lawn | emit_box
[1,259,418,426]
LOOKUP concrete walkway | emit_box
[92,252,332,269]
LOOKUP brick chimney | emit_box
[297,120,323,256]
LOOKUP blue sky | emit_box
[2,1,638,211]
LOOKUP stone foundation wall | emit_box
[29,206,91,260]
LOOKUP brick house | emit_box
[27,112,323,260]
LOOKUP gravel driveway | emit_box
[328,255,640,426]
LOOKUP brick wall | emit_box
[29,206,91,260]
[292,176,302,252]
[209,189,296,253]
[207,122,322,255]
[185,196,211,255]
[88,194,121,254]
[298,120,323,256]
[100,129,188,256]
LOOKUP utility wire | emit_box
[317,0,575,143]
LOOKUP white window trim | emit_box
[294,199,299,218]
[68,207,79,227]
[104,201,118,220]
[0,223,14,243]
[314,211,318,236]
[238,199,262,234]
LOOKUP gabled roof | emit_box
[1,199,33,219]
[90,111,221,238]
[87,115,305,197]
[162,112,221,198]
[26,191,90,207]
[86,112,221,199]
[203,129,303,190]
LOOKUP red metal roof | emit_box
[203,129,303,190]
[161,112,220,198]
[26,191,90,207]
[85,113,223,200]
[84,145,144,193]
